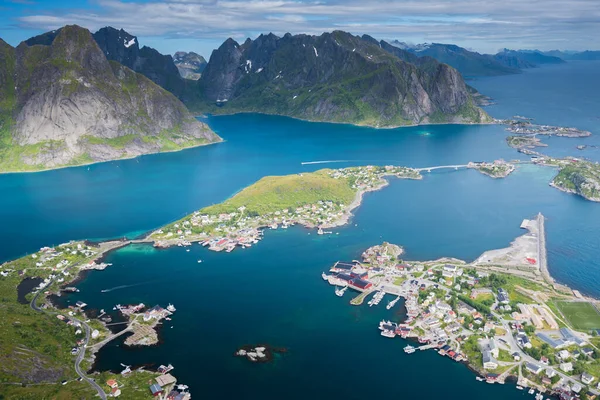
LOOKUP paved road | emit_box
[30,280,107,399]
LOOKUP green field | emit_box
[555,301,600,330]
[201,169,356,216]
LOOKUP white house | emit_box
[560,362,573,373]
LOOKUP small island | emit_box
[501,119,592,137]
[468,160,516,178]
[506,135,548,150]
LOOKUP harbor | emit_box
[321,216,600,400]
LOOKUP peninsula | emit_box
[322,214,600,399]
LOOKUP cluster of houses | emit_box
[329,165,420,190]
[151,166,422,251]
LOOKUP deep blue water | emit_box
[3,61,600,399]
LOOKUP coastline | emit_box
[0,137,224,175]
[322,216,600,398]
[549,180,600,202]
[201,110,495,130]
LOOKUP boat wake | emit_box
[301,160,352,165]
[100,282,148,293]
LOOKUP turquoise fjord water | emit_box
[3,61,600,399]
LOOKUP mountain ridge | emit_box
[0,25,220,172]
[198,31,490,127]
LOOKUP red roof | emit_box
[526,257,537,265]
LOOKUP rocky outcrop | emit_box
[199,31,490,127]
[173,51,206,80]
[92,27,202,107]
[0,25,220,171]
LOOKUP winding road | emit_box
[30,279,107,399]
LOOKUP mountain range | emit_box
[197,31,489,127]
[387,42,567,77]
[0,25,220,172]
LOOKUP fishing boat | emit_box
[403,345,416,354]
[381,330,396,338]
[386,295,400,310]
[335,286,347,297]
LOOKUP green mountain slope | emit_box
[0,25,220,172]
[198,31,490,127]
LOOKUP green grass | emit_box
[555,301,600,331]
[202,169,356,216]
[553,161,600,201]
[0,272,79,385]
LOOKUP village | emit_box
[150,165,422,251]
[322,223,600,400]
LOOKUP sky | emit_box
[1,0,599,58]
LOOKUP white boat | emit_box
[528,389,534,395]
[335,286,347,297]
[386,295,400,310]
[167,304,176,312]
[197,260,203,263]
[476,377,484,382]
[321,272,329,281]
[317,228,324,235]
[381,330,396,338]
[403,345,416,354]
[516,386,524,390]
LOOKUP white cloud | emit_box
[13,0,600,54]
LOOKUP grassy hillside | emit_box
[202,169,356,216]
[553,161,600,201]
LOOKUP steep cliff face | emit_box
[92,27,202,107]
[0,25,220,172]
[199,31,489,127]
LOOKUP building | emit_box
[582,372,595,385]
[560,362,573,373]
[482,350,498,370]
[497,288,509,304]
[349,278,372,290]
[546,368,557,378]
[582,347,595,357]
[155,374,177,387]
[110,387,121,397]
[144,305,167,322]
[106,379,118,388]
[525,362,544,375]
[557,349,571,361]
[149,383,163,397]
[560,328,587,346]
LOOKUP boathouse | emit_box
[349,278,372,290]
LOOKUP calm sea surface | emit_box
[4,61,600,399]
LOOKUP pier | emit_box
[350,289,375,305]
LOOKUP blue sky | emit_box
[2,0,599,58]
